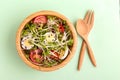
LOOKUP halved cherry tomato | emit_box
[59,25,64,33]
[30,48,43,64]
[33,15,47,24]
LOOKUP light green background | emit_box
[0,0,120,80]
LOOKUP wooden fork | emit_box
[77,11,96,70]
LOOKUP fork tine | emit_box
[90,11,94,27]
[84,10,91,23]
[87,11,93,25]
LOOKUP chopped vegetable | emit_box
[30,48,43,64]
[59,25,64,33]
[33,15,47,24]
[20,15,73,67]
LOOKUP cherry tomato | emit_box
[30,48,43,64]
[33,15,47,24]
[59,25,64,33]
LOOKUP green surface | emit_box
[0,0,120,80]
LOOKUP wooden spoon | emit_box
[78,11,94,70]
[76,19,96,67]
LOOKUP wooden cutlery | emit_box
[76,11,96,70]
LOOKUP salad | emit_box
[21,15,73,67]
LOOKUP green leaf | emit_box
[62,20,67,25]
[36,58,41,63]
[67,39,73,46]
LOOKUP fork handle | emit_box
[78,40,86,70]
[84,37,97,67]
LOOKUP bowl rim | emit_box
[16,10,77,71]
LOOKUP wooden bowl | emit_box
[16,10,77,71]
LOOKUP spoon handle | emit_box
[78,40,86,70]
[84,37,97,67]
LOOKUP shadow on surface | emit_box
[5,14,36,74]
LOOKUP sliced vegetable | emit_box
[30,48,43,64]
[33,15,47,24]
[59,25,64,33]
[21,15,73,67]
